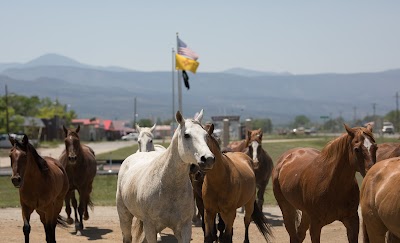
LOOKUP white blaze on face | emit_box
[251,140,259,162]
[363,135,373,157]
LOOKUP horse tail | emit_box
[88,196,94,211]
[57,215,68,228]
[362,220,370,243]
[132,219,144,242]
[251,201,272,242]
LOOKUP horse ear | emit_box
[344,124,355,137]
[366,123,373,133]
[207,123,214,135]
[63,125,68,136]
[76,125,80,133]
[195,109,204,122]
[22,134,29,146]
[176,111,184,126]
[135,123,141,132]
[150,123,156,133]
[247,130,251,139]
[8,134,15,146]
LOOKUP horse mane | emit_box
[318,126,374,164]
[17,139,49,172]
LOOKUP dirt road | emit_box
[0,205,363,242]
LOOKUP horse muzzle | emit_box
[198,155,215,171]
[11,175,22,188]
[68,156,77,164]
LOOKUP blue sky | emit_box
[1,1,399,74]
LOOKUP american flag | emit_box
[177,37,199,61]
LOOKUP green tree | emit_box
[137,119,153,127]
[292,115,310,128]
[251,118,273,133]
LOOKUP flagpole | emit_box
[172,47,175,126]
[176,32,183,113]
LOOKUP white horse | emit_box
[116,109,215,243]
[135,123,166,242]
[135,123,166,153]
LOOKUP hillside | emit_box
[1,54,399,124]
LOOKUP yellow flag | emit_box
[175,53,200,74]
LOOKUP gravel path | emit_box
[0,205,363,242]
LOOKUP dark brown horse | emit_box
[246,129,274,211]
[272,124,377,243]
[9,134,69,243]
[60,125,97,235]
[201,124,272,243]
[376,142,400,161]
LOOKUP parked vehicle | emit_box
[382,122,395,134]
[121,132,139,141]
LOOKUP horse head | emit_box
[136,123,156,152]
[175,109,215,171]
[247,129,263,169]
[63,125,81,165]
[344,123,377,177]
[9,134,30,188]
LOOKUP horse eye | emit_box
[149,140,153,143]
[184,133,191,139]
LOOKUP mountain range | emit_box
[0,53,399,125]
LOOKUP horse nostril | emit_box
[206,156,215,164]
[11,176,21,186]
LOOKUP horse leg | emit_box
[309,221,323,243]
[84,180,94,221]
[37,209,56,243]
[362,215,387,243]
[296,211,310,242]
[77,189,89,234]
[256,182,267,211]
[65,190,73,224]
[217,213,225,240]
[116,198,134,243]
[340,213,359,243]
[142,221,157,243]
[243,201,255,243]
[21,205,33,243]
[172,219,192,243]
[273,181,300,243]
[70,191,81,234]
[204,209,218,243]
[218,211,236,243]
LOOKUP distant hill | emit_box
[0,54,399,125]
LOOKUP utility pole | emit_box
[396,92,399,131]
[5,84,9,134]
[133,97,137,129]
[372,103,376,117]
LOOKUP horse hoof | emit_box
[84,215,89,220]
[67,218,74,225]
[157,232,162,242]
[76,230,82,236]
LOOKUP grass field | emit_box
[0,135,397,208]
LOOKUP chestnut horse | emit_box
[246,129,274,211]
[202,124,272,243]
[360,156,400,242]
[272,124,376,243]
[9,134,69,243]
[59,125,97,235]
[376,142,400,161]
[223,129,274,211]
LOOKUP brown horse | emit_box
[60,125,97,235]
[9,134,69,243]
[376,142,400,161]
[201,124,272,243]
[360,156,400,242]
[272,124,376,243]
[223,136,249,153]
[246,129,274,211]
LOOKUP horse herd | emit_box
[7,109,400,243]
